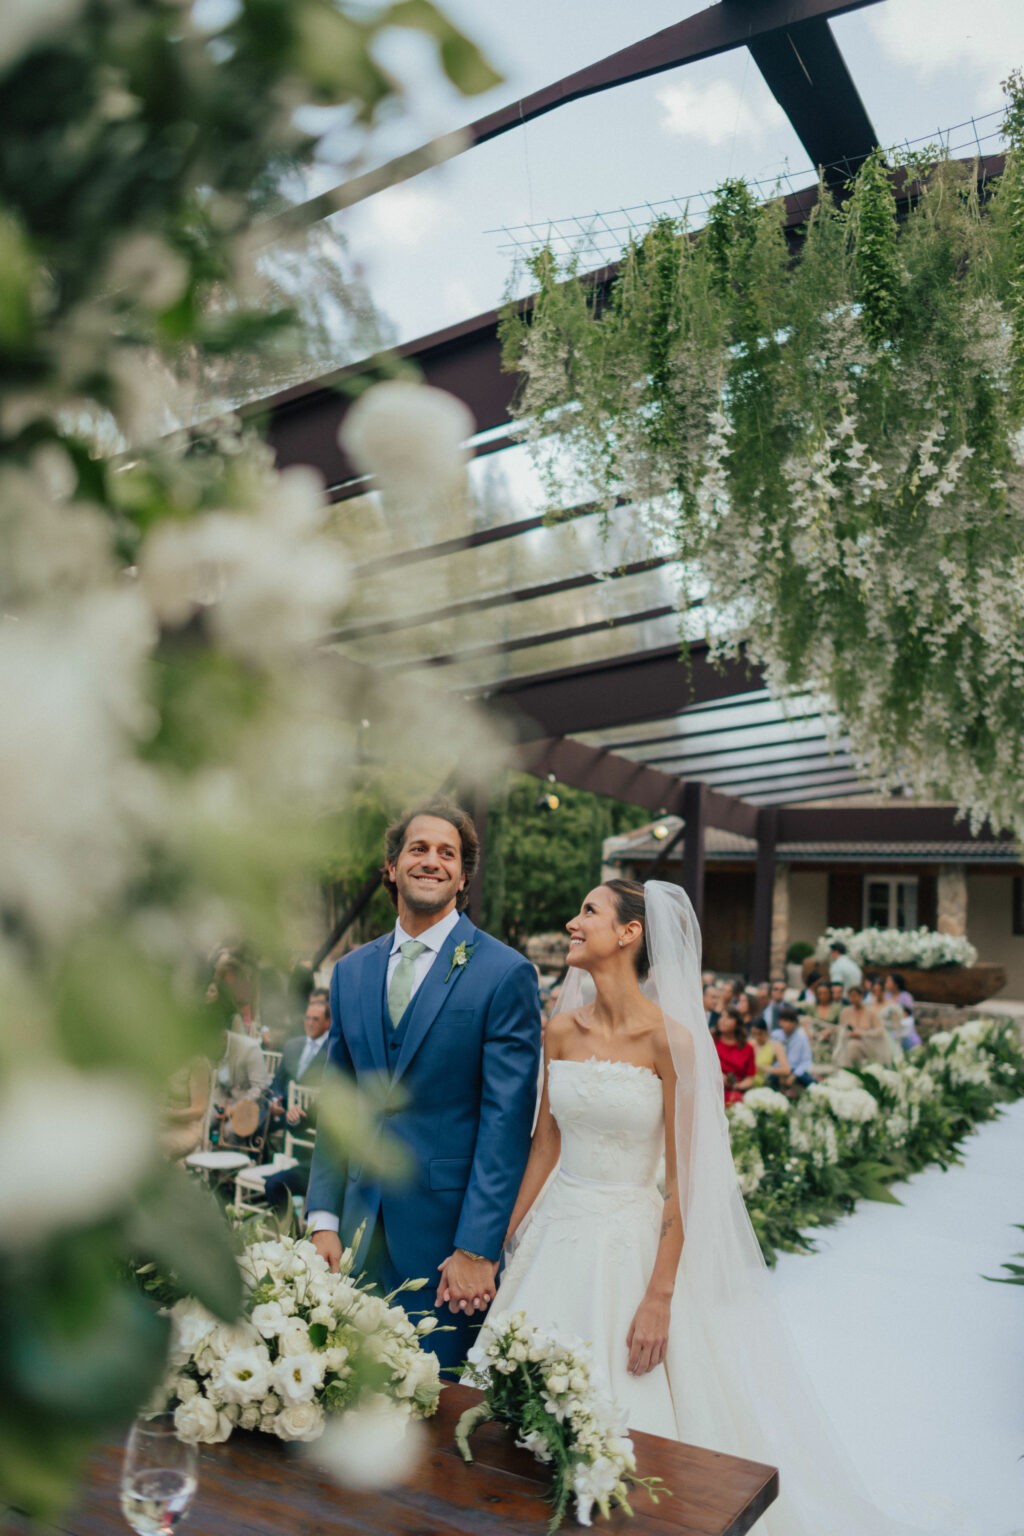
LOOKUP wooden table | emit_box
[34,1385,778,1536]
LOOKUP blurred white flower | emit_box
[0,1068,155,1247]
[0,0,83,69]
[0,591,159,936]
[276,1317,313,1357]
[139,466,349,662]
[107,234,189,311]
[339,381,473,508]
[307,1398,424,1489]
[166,1299,219,1368]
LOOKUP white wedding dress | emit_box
[493,1056,677,1437]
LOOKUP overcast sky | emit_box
[298,0,1024,377]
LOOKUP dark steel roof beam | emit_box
[702,767,864,797]
[483,643,761,741]
[641,740,851,775]
[746,13,878,187]
[514,736,758,838]
[666,754,856,789]
[776,804,1011,843]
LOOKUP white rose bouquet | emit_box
[459,1311,669,1530]
[155,1231,441,1445]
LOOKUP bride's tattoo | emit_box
[660,1214,675,1238]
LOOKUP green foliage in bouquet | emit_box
[501,75,1024,839]
[460,1311,668,1531]
[730,1018,1024,1263]
[0,0,499,1518]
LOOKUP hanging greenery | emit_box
[500,77,1024,838]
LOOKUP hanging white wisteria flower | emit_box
[501,79,1024,838]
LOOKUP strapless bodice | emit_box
[548,1056,664,1187]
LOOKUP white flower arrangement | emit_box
[156,1232,441,1446]
[460,1311,668,1529]
[743,1087,791,1115]
[815,926,978,970]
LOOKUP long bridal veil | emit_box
[641,880,953,1536]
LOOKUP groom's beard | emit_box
[397,871,460,915]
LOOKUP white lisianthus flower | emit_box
[165,1299,219,1369]
[517,1428,553,1463]
[212,1345,274,1405]
[307,1398,424,1489]
[274,1401,324,1443]
[237,1405,261,1432]
[416,1316,438,1335]
[276,1317,313,1357]
[322,1346,350,1373]
[175,1375,199,1403]
[273,1352,326,1404]
[309,1304,335,1330]
[250,1301,288,1339]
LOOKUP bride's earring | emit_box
[618,938,625,948]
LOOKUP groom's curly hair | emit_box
[382,799,479,912]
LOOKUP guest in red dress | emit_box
[713,1007,758,1104]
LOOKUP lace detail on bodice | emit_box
[548,1056,664,1187]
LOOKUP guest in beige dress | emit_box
[834,984,895,1068]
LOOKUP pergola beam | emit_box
[776,805,1011,843]
[514,736,757,839]
[485,643,760,741]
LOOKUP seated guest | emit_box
[703,982,722,1030]
[713,1007,758,1104]
[801,980,843,1059]
[212,1025,271,1131]
[753,980,771,1019]
[770,1006,816,1091]
[830,980,845,1009]
[885,973,921,1050]
[735,988,760,1031]
[762,977,788,1033]
[718,979,739,1009]
[869,977,906,1054]
[160,1057,212,1160]
[263,990,331,1216]
[751,1019,789,1087]
[834,984,895,1068]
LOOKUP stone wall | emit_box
[769,862,790,977]
[937,863,968,936]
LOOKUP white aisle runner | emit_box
[771,1097,1024,1536]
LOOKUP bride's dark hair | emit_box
[604,878,651,981]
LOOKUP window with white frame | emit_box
[863,875,919,930]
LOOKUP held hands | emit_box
[285,1105,304,1125]
[626,1292,671,1376]
[311,1229,343,1274]
[435,1250,498,1315]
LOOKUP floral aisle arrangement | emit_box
[728,1017,1024,1262]
[0,0,501,1515]
[460,1311,668,1530]
[815,927,979,970]
[155,1234,441,1445]
[501,77,1024,839]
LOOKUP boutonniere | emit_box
[443,940,479,984]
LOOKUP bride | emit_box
[469,877,941,1536]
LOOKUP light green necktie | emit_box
[387,939,428,1027]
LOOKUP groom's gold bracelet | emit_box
[457,1247,489,1262]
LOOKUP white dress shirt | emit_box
[306,907,462,1236]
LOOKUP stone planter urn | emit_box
[803,958,1006,1007]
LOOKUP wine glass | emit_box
[120,1415,198,1536]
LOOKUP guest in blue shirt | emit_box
[770,1007,816,1091]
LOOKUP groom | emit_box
[306,799,541,1370]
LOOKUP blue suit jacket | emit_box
[305,912,541,1289]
